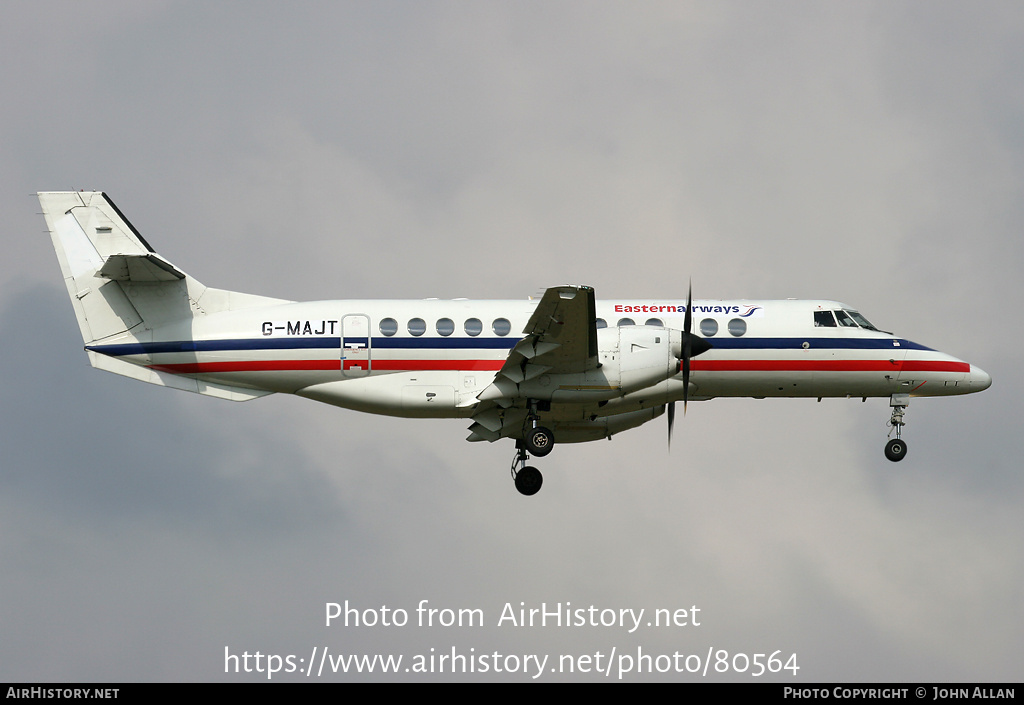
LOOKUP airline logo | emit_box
[613,304,764,318]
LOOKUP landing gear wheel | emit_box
[524,426,554,457]
[885,438,907,462]
[514,466,543,496]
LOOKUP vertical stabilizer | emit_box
[40,192,150,344]
[39,191,282,401]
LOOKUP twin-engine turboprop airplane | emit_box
[40,192,992,495]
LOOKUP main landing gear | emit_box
[511,443,543,496]
[524,425,554,457]
[512,405,554,495]
[885,393,909,462]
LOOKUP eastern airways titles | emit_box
[497,602,700,634]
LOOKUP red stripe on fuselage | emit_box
[901,361,970,373]
[366,359,505,371]
[149,358,969,375]
[149,359,507,374]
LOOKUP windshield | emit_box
[834,310,857,327]
[844,310,879,331]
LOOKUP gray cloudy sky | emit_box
[1,0,1021,682]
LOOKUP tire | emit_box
[514,466,543,496]
[524,426,554,457]
[885,438,907,462]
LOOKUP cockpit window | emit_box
[845,310,879,331]
[834,310,858,327]
[814,311,837,327]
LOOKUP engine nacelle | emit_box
[516,325,680,403]
[610,325,682,393]
[554,405,665,443]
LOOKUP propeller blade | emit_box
[670,280,712,446]
[683,282,693,345]
[667,401,675,449]
[683,281,693,414]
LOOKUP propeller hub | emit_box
[688,332,712,358]
[670,330,713,360]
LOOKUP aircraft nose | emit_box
[969,365,992,391]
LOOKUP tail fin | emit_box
[39,191,283,400]
[39,191,202,344]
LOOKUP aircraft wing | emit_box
[477,285,599,403]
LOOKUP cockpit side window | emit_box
[834,310,858,327]
[814,310,837,327]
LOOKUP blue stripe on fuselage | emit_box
[86,336,519,356]
[85,336,933,358]
[706,337,934,351]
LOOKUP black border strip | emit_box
[101,192,156,253]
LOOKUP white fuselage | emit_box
[86,297,991,422]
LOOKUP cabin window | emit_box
[595,318,607,329]
[700,318,718,336]
[727,318,747,336]
[645,318,663,327]
[465,318,482,336]
[408,317,426,336]
[617,318,635,326]
[492,318,511,336]
[379,317,398,336]
[436,318,455,336]
[814,311,837,327]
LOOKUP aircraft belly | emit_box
[296,372,471,419]
[194,369,334,394]
[694,370,813,397]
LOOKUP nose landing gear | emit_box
[885,394,909,462]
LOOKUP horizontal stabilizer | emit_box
[99,253,186,282]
